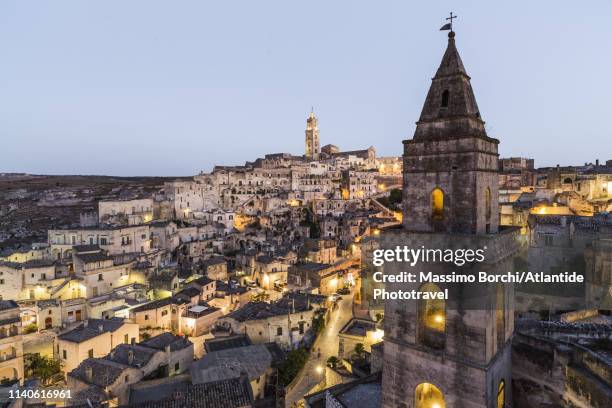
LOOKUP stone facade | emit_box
[381,30,516,408]
[305,110,320,161]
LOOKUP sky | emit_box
[1,1,611,176]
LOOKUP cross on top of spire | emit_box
[446,12,457,31]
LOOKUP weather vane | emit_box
[440,12,457,32]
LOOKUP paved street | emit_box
[23,331,55,358]
[285,291,354,407]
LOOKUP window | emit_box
[124,334,129,344]
[544,234,554,247]
[125,375,129,383]
[88,349,93,358]
[496,284,505,352]
[431,188,444,221]
[62,350,67,359]
[0,280,4,285]
[98,274,103,281]
[161,310,168,317]
[277,327,283,336]
[174,362,180,372]
[100,237,107,245]
[417,283,445,349]
[497,380,505,408]
[145,315,149,321]
[441,90,449,108]
[415,383,445,408]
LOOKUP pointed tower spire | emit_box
[414,31,487,140]
[403,28,500,235]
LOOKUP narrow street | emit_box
[285,291,354,407]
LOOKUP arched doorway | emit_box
[417,283,446,349]
[415,382,445,408]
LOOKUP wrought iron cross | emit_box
[446,12,457,30]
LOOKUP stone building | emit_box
[380,30,517,407]
[305,110,320,161]
[0,300,24,385]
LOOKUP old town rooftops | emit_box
[0,300,19,311]
[57,318,128,343]
[139,332,192,352]
[107,343,159,367]
[127,375,254,408]
[130,297,188,313]
[0,259,56,269]
[203,334,252,354]
[69,358,127,387]
[225,298,310,322]
[190,343,283,384]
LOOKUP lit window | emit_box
[431,188,444,221]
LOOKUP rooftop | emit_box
[127,375,253,408]
[139,332,192,352]
[58,318,127,343]
[191,343,283,383]
[204,335,252,353]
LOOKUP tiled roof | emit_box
[191,344,281,383]
[131,297,185,313]
[0,300,19,311]
[126,376,253,408]
[106,344,159,367]
[57,318,126,343]
[140,332,192,352]
[204,335,252,353]
[69,358,128,387]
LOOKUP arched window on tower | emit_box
[497,380,505,408]
[415,382,445,408]
[441,90,449,108]
[432,188,444,221]
[485,187,492,232]
[417,282,446,349]
[496,283,505,352]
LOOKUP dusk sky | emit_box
[1,1,611,176]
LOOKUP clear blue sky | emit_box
[1,1,610,176]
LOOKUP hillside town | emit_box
[1,30,611,408]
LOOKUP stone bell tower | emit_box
[380,28,517,408]
[305,109,320,161]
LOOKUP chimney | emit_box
[84,320,88,328]
[85,366,93,382]
[165,344,171,354]
[98,324,104,333]
[128,350,134,365]
[596,159,600,167]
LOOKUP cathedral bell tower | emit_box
[305,109,320,161]
[380,26,517,408]
[403,29,499,235]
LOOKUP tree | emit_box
[312,315,325,334]
[23,323,38,334]
[278,347,309,386]
[354,343,365,359]
[27,354,62,385]
[326,356,340,369]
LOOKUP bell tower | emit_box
[305,109,320,161]
[381,25,517,408]
[403,30,499,235]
